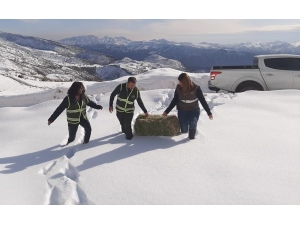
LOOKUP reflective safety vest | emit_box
[66,94,90,124]
[116,83,139,113]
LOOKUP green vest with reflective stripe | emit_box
[116,83,139,113]
[66,94,90,124]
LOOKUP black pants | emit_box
[67,117,92,144]
[178,108,200,139]
[116,112,134,139]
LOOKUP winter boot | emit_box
[188,128,196,139]
[126,133,134,140]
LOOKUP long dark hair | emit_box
[67,81,85,98]
[178,73,195,94]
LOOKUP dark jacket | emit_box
[109,83,147,113]
[165,84,212,115]
[48,95,102,123]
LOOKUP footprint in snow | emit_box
[95,94,101,103]
[64,163,79,182]
[91,111,98,119]
[87,107,93,113]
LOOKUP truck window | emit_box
[292,58,300,71]
[264,58,293,71]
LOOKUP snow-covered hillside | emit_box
[0,38,96,81]
[0,31,190,81]
[0,32,117,82]
[0,68,209,106]
[96,55,188,80]
[0,68,299,206]
[0,31,114,65]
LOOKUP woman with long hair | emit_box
[163,73,213,139]
[48,81,103,145]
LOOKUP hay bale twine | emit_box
[134,114,180,136]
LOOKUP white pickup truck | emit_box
[208,54,300,92]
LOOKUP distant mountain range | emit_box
[60,35,300,72]
[1,31,300,82]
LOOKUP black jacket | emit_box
[165,86,212,115]
[48,95,102,122]
[109,84,147,113]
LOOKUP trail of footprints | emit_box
[39,92,232,204]
[39,94,102,205]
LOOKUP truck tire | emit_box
[236,82,263,93]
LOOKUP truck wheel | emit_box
[236,82,263,92]
[239,86,260,92]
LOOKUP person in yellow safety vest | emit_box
[109,77,148,140]
[48,81,103,145]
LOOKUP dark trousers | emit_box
[178,108,200,139]
[116,112,134,139]
[67,118,92,144]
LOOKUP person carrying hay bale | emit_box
[109,77,149,140]
[163,73,213,139]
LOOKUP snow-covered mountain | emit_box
[58,35,101,46]
[0,38,94,82]
[0,32,189,81]
[3,31,300,82]
[60,35,300,71]
[60,36,177,47]
[60,35,132,46]
[0,32,118,82]
[225,41,300,54]
[96,54,188,80]
[0,32,115,64]
[58,36,256,71]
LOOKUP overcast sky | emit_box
[1,1,300,44]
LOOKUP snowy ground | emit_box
[0,68,300,206]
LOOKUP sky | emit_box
[1,1,300,44]
[1,0,300,223]
[0,69,300,224]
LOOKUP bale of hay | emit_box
[134,114,180,136]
